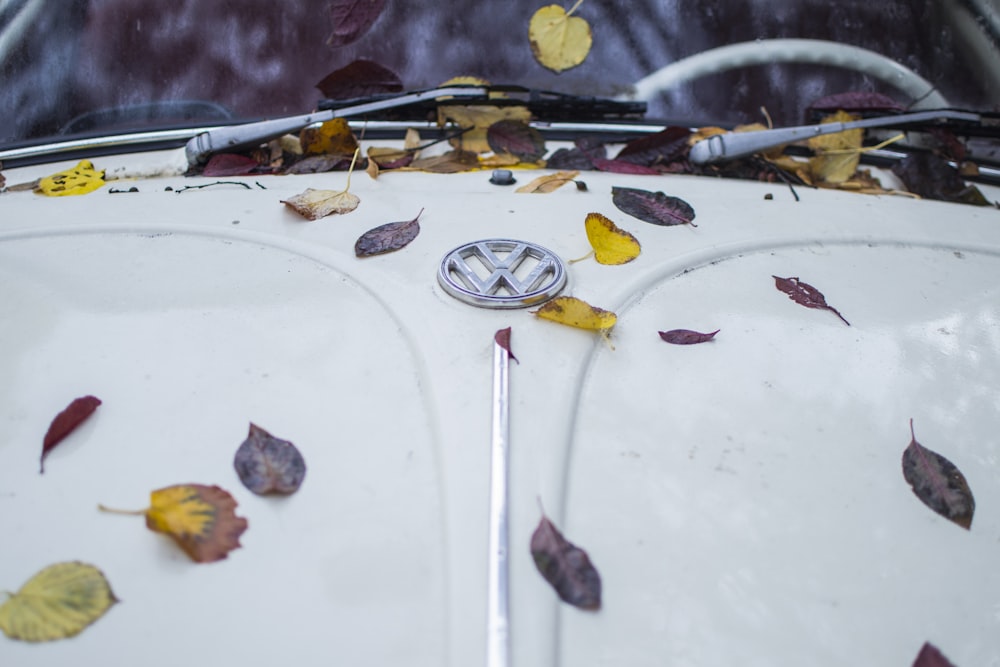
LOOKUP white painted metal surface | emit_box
[2,152,999,666]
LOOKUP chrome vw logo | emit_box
[437,239,567,309]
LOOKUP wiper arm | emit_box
[688,109,983,165]
[184,85,488,164]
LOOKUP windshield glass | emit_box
[2,0,998,146]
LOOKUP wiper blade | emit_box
[688,109,987,165]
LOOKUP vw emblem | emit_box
[438,239,567,309]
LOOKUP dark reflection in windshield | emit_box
[1,0,994,143]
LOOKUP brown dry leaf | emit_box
[437,105,531,153]
[300,117,359,156]
[808,110,862,184]
[409,149,480,174]
[281,187,360,219]
[403,128,422,150]
[516,170,581,193]
[480,153,523,168]
[528,2,593,73]
[365,155,380,179]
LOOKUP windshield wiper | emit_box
[688,109,987,165]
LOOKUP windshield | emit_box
[2,0,998,146]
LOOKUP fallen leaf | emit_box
[0,562,117,642]
[531,512,601,610]
[438,105,532,154]
[487,120,546,161]
[281,187,360,219]
[300,117,359,156]
[355,208,423,257]
[772,275,850,326]
[201,153,260,177]
[892,153,990,206]
[495,327,518,363]
[807,110,862,184]
[367,146,414,168]
[283,154,356,175]
[409,149,480,174]
[546,145,599,170]
[902,419,975,530]
[584,212,640,265]
[658,328,719,345]
[100,484,248,563]
[316,59,402,99]
[528,3,593,73]
[36,160,105,196]
[611,186,697,226]
[807,91,904,118]
[516,170,581,193]
[41,395,101,474]
[614,126,692,166]
[592,158,661,175]
[911,642,957,667]
[533,296,616,332]
[233,424,307,495]
[326,0,386,46]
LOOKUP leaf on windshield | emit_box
[772,275,850,326]
[911,642,957,667]
[892,153,990,206]
[615,126,692,166]
[528,3,593,73]
[0,562,117,642]
[409,149,480,173]
[658,328,719,345]
[282,149,361,219]
[612,186,697,227]
[487,120,546,161]
[902,420,975,530]
[531,512,601,610]
[516,170,581,193]
[99,484,248,563]
[41,395,101,474]
[326,0,386,47]
[438,105,532,154]
[36,160,105,196]
[533,296,616,332]
[202,153,260,177]
[584,212,640,265]
[316,59,402,99]
[300,118,359,156]
[806,91,904,119]
[807,110,863,185]
[233,423,307,495]
[355,208,423,257]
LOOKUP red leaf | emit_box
[902,420,975,529]
[658,328,719,345]
[531,513,601,610]
[486,120,546,161]
[912,642,957,667]
[612,186,697,226]
[202,153,259,177]
[494,327,518,363]
[41,395,101,473]
[316,59,402,100]
[592,159,660,175]
[772,275,850,326]
[614,126,691,166]
[354,209,423,257]
[326,0,387,47]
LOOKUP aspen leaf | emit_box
[808,110,862,184]
[281,188,360,219]
[0,562,117,642]
[100,484,248,563]
[516,170,580,193]
[36,160,105,196]
[584,212,641,265]
[533,296,616,332]
[529,3,593,73]
[300,117,359,156]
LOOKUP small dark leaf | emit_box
[316,59,402,99]
[806,91,904,119]
[545,147,596,170]
[494,327,518,363]
[202,154,259,177]
[233,423,306,495]
[41,396,101,473]
[593,159,660,175]
[326,0,386,47]
[614,126,691,166]
[892,153,989,206]
[531,513,601,610]
[911,642,957,667]
[772,275,850,326]
[658,328,719,345]
[612,186,696,227]
[283,154,356,175]
[486,120,545,161]
[355,209,423,257]
[902,420,975,530]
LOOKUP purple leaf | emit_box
[892,153,989,206]
[202,153,259,177]
[593,159,660,175]
[806,91,905,117]
[487,120,546,161]
[233,423,306,495]
[545,146,597,170]
[772,275,850,326]
[494,327,518,363]
[531,513,601,610]
[283,154,356,175]
[658,328,719,345]
[911,642,957,667]
[614,126,691,166]
[354,209,423,257]
[326,0,386,47]
[902,419,975,530]
[316,59,402,99]
[612,186,697,226]
[41,395,101,473]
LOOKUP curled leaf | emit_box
[494,326,518,363]
[326,0,386,47]
[36,160,105,196]
[41,395,102,473]
[772,275,850,326]
[611,186,696,227]
[528,3,593,73]
[486,120,545,161]
[516,170,581,193]
[584,212,641,265]
[902,420,975,530]
[658,328,719,345]
[355,209,423,257]
[281,188,360,220]
[0,562,117,642]
[531,513,601,610]
[533,296,616,332]
[234,424,307,495]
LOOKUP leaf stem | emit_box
[341,147,361,193]
[565,0,585,17]
[568,250,595,264]
[97,504,147,516]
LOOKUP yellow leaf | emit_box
[533,296,617,331]
[516,170,580,193]
[0,562,117,642]
[529,3,593,73]
[300,117,359,156]
[145,484,249,563]
[808,110,862,184]
[36,160,105,196]
[584,212,641,265]
[281,188,361,220]
[437,105,531,153]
